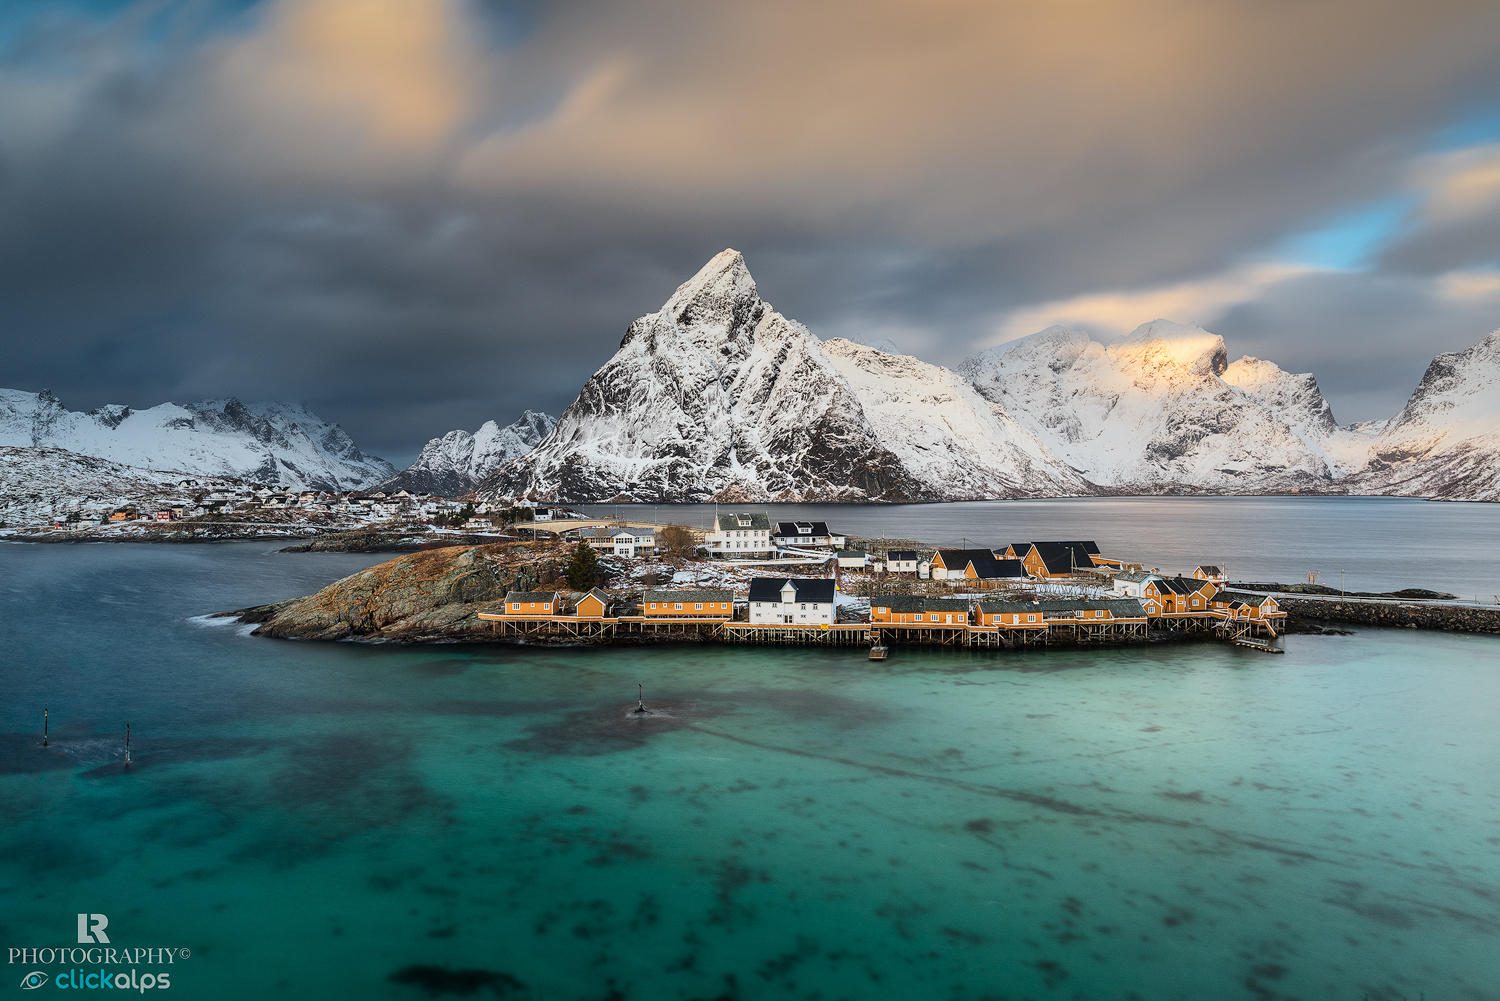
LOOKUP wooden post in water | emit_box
[124,723,132,768]
[43,707,48,747]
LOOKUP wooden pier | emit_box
[477,609,1284,653]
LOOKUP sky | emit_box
[3,0,1500,465]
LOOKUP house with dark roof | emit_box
[1142,576,1218,615]
[1210,589,1282,621]
[1017,541,1102,578]
[499,591,560,616]
[641,589,735,619]
[972,598,1049,628]
[706,512,773,557]
[930,549,1029,587]
[747,578,836,626]
[771,521,846,549]
[883,550,919,573]
[1193,565,1227,583]
[870,595,971,626]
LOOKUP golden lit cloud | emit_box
[985,261,1323,345]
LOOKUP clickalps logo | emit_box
[7,915,187,993]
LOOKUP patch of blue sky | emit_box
[1430,103,1500,151]
[1270,195,1418,270]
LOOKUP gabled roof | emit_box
[771,520,834,537]
[505,591,559,603]
[717,512,770,531]
[1195,565,1223,575]
[885,550,918,561]
[1114,570,1160,583]
[933,548,995,570]
[1028,598,1148,616]
[642,589,733,603]
[747,577,836,603]
[1027,541,1098,574]
[1215,589,1276,606]
[872,595,970,613]
[836,549,868,558]
[1153,576,1215,595]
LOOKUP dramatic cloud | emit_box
[2,0,1499,460]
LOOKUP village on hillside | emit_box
[479,510,1287,654]
[0,479,579,539]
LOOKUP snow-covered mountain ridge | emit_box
[482,250,1500,502]
[379,411,556,496]
[482,250,1087,502]
[0,389,394,491]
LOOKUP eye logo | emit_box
[19,971,48,990]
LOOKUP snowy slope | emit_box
[959,321,1361,491]
[1356,328,1500,501]
[379,411,556,496]
[819,338,1090,497]
[0,389,394,490]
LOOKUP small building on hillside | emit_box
[884,550,919,574]
[500,591,560,616]
[747,578,836,626]
[575,526,656,557]
[771,520,846,549]
[835,549,868,569]
[1193,565,1227,584]
[641,589,734,619]
[871,596,971,626]
[706,512,773,558]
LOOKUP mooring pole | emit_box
[43,707,49,747]
[124,723,132,768]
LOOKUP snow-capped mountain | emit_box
[483,250,940,502]
[0,389,394,491]
[818,338,1091,497]
[958,321,1373,492]
[1357,328,1500,501]
[484,252,1500,502]
[379,411,556,496]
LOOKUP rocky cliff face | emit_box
[0,388,393,491]
[380,411,556,496]
[243,545,514,641]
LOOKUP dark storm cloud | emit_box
[2,0,1500,462]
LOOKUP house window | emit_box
[674,603,683,610]
[542,603,550,611]
[1096,610,1104,618]
[800,603,806,610]
[1027,614,1036,623]
[695,603,703,610]
[511,603,520,611]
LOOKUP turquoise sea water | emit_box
[2,539,1499,1000]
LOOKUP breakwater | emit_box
[1281,597,1500,634]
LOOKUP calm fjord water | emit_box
[2,502,1498,1001]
